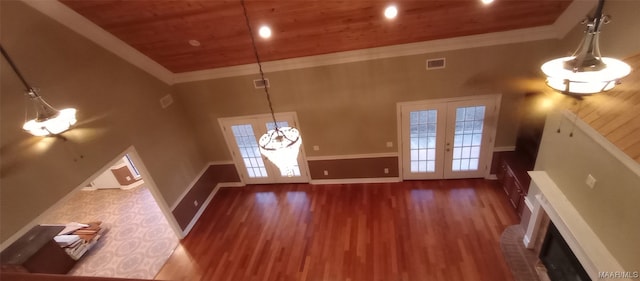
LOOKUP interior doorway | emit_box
[398,95,500,180]
[36,146,180,279]
[83,153,144,190]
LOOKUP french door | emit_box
[219,113,309,184]
[399,96,499,180]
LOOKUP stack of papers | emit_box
[53,234,80,247]
[42,221,105,260]
[40,222,89,235]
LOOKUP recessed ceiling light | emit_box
[481,0,494,4]
[188,39,201,47]
[259,25,272,39]
[384,5,398,19]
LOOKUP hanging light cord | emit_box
[240,0,280,132]
[569,100,584,137]
[2,45,43,124]
[592,0,605,30]
[0,45,37,95]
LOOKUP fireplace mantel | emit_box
[523,171,627,280]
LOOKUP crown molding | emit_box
[22,0,591,85]
[173,25,559,83]
[21,0,174,84]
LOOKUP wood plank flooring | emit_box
[156,179,518,281]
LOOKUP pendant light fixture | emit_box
[541,0,631,96]
[240,0,302,177]
[1,45,77,136]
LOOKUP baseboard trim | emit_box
[522,234,532,248]
[120,179,145,190]
[181,183,221,237]
[309,177,401,185]
[180,182,245,236]
[485,174,498,180]
[209,160,235,166]
[170,164,211,211]
[493,146,516,152]
[217,182,246,188]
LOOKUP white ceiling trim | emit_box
[21,0,174,84]
[551,0,598,39]
[173,25,558,83]
[21,0,595,85]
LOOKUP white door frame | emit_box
[0,145,185,251]
[218,112,311,184]
[396,94,501,180]
[123,146,184,238]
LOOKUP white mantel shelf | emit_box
[526,171,628,281]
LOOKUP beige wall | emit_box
[555,0,640,60]
[533,111,640,271]
[173,39,560,161]
[0,2,206,243]
[530,0,640,272]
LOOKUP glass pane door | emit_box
[451,106,485,172]
[443,99,495,179]
[400,96,498,180]
[409,110,437,173]
[230,124,268,179]
[401,103,446,179]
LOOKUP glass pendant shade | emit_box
[541,56,631,95]
[541,0,631,96]
[23,93,77,136]
[259,127,302,177]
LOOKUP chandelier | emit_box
[240,0,302,177]
[1,45,77,136]
[540,0,631,96]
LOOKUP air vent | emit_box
[160,94,173,109]
[426,58,446,70]
[253,78,270,89]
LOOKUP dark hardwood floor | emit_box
[156,179,518,281]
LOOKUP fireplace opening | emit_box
[539,222,591,281]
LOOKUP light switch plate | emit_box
[586,174,596,189]
[160,94,173,108]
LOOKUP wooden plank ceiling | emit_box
[572,53,640,164]
[59,0,572,73]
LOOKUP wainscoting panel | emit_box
[171,164,240,230]
[308,156,399,179]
